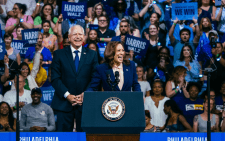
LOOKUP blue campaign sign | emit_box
[89,24,99,30]
[40,86,55,106]
[0,132,86,141]
[11,40,29,58]
[172,2,198,20]
[62,1,87,20]
[215,0,221,6]
[140,133,225,141]
[0,24,2,43]
[124,35,149,58]
[0,43,6,60]
[22,28,39,46]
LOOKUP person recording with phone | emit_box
[87,41,141,92]
[174,45,201,82]
[206,42,225,94]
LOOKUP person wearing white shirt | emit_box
[144,80,169,127]
[3,75,32,119]
[6,0,36,16]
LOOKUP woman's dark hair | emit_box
[158,47,170,63]
[164,100,183,127]
[104,41,130,67]
[4,33,13,40]
[145,110,151,119]
[15,3,27,15]
[41,4,54,22]
[41,20,52,30]
[87,29,98,43]
[151,12,161,21]
[0,102,15,129]
[113,0,127,14]
[16,25,24,31]
[87,41,102,64]
[186,82,202,93]
[152,80,164,89]
[19,62,31,76]
[179,45,194,62]
[149,23,159,31]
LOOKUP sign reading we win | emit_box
[172,2,198,20]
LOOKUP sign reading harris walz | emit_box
[22,28,39,46]
[172,2,198,20]
[124,35,149,58]
[62,1,87,19]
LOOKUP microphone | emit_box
[115,71,120,84]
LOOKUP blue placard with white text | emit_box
[124,35,149,58]
[0,132,86,141]
[0,24,2,43]
[0,43,6,60]
[61,1,87,20]
[40,86,55,106]
[172,2,198,20]
[89,24,99,30]
[22,28,39,46]
[11,40,30,58]
[215,0,221,6]
[140,133,225,141]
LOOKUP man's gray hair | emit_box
[68,25,85,35]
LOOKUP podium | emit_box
[81,91,145,141]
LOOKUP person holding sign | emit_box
[34,4,58,35]
[111,18,131,43]
[169,18,200,64]
[5,3,34,39]
[24,32,52,65]
[87,41,141,92]
[51,25,98,132]
[3,33,21,65]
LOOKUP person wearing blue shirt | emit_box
[24,33,52,65]
[174,45,200,82]
[177,82,204,127]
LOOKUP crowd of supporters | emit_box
[0,0,225,132]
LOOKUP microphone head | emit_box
[115,71,119,77]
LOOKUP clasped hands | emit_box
[67,92,84,106]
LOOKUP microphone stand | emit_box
[16,73,20,141]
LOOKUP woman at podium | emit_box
[87,41,141,92]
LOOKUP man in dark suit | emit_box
[51,25,98,132]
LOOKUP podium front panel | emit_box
[81,91,145,134]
